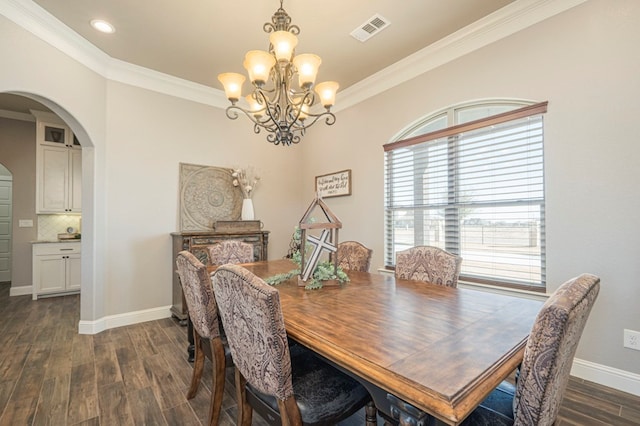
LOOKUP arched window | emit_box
[384,100,547,290]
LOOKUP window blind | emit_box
[384,102,547,290]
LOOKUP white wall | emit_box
[303,0,640,377]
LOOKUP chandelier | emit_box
[217,0,339,146]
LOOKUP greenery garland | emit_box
[265,227,350,290]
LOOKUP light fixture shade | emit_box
[293,54,322,88]
[243,50,276,86]
[245,94,264,118]
[269,31,298,62]
[218,72,246,102]
[314,81,339,108]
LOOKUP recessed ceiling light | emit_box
[90,19,115,34]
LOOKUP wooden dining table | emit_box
[208,259,544,425]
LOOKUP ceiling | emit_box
[1,0,515,113]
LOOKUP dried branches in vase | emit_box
[231,167,260,199]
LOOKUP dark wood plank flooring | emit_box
[0,282,638,425]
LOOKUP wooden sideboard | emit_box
[170,230,269,321]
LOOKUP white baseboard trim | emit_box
[572,357,640,397]
[9,285,32,296]
[78,305,173,335]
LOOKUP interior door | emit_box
[0,178,12,282]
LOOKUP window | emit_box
[384,101,548,290]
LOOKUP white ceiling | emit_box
[0,1,583,114]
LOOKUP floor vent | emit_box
[350,14,390,42]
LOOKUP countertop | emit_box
[31,239,81,244]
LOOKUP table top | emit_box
[210,259,543,424]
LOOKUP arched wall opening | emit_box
[0,91,97,328]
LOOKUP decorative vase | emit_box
[241,198,255,220]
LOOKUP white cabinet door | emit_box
[38,145,68,213]
[66,254,81,291]
[33,242,81,299]
[69,148,82,212]
[34,255,67,294]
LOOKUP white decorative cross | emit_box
[302,229,337,281]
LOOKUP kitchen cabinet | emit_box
[35,120,82,214]
[32,241,81,300]
[170,230,269,321]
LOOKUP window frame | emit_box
[384,101,548,292]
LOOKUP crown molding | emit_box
[1,0,586,111]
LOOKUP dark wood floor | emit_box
[0,282,638,426]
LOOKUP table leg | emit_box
[387,394,435,426]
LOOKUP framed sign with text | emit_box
[315,169,352,198]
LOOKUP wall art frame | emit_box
[315,169,352,198]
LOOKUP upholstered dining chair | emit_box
[175,250,231,426]
[461,273,600,425]
[395,245,462,287]
[333,240,373,272]
[212,264,376,426]
[207,240,254,265]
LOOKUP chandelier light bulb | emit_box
[245,95,264,118]
[217,73,246,102]
[243,50,276,86]
[292,54,321,89]
[314,81,339,108]
[269,31,298,62]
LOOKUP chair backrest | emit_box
[175,250,220,340]
[207,240,254,265]
[212,264,293,401]
[334,241,373,272]
[514,273,600,425]
[395,245,462,287]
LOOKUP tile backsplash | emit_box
[37,215,82,240]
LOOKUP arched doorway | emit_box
[0,92,97,326]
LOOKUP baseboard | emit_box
[9,285,32,296]
[572,357,640,397]
[78,305,173,335]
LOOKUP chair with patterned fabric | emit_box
[175,250,231,426]
[461,273,600,425]
[333,241,373,272]
[395,245,462,287]
[207,240,254,265]
[212,264,376,426]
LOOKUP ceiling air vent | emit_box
[350,14,390,42]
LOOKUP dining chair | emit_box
[395,245,462,287]
[212,264,376,426]
[333,240,373,272]
[461,273,600,425]
[207,240,254,265]
[175,250,231,426]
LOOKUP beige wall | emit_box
[1,0,638,387]
[0,117,36,287]
[0,14,304,322]
[303,0,640,375]
[101,80,303,314]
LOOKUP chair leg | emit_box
[207,338,226,426]
[365,400,378,426]
[187,332,204,399]
[235,368,253,426]
[277,396,303,426]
